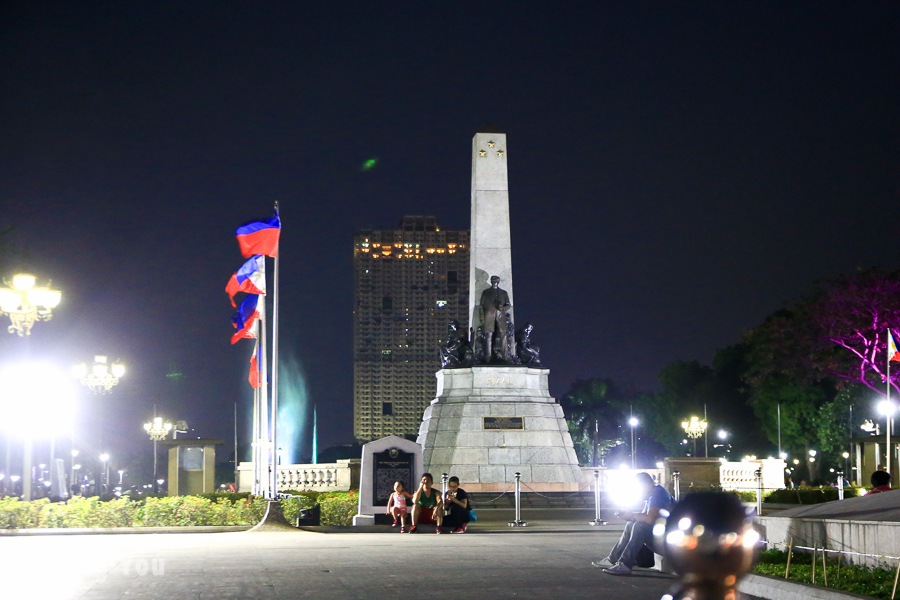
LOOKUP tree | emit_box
[737,269,900,481]
[744,268,900,397]
[560,378,625,467]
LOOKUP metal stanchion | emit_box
[508,472,527,527]
[837,471,845,500]
[755,468,763,516]
[673,471,681,501]
[589,469,607,525]
[441,472,448,498]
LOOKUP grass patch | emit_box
[754,549,899,599]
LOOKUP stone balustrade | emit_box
[719,458,786,492]
[236,459,360,493]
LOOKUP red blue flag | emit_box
[231,294,261,344]
[236,215,280,258]
[225,255,266,308]
[890,331,900,363]
[249,335,265,389]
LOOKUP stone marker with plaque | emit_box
[353,436,424,526]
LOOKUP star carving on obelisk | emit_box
[488,141,495,147]
[497,150,504,157]
[479,150,486,156]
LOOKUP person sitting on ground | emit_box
[594,471,675,576]
[867,470,892,494]
[385,481,414,532]
[442,476,470,533]
[410,473,443,533]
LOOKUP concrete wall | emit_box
[760,516,900,568]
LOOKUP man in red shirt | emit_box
[867,470,892,494]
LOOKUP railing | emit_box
[719,459,785,493]
[236,459,360,493]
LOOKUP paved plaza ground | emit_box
[3,509,684,600]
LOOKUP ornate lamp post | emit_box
[143,417,171,494]
[74,356,125,494]
[74,356,126,394]
[681,416,708,457]
[0,274,62,336]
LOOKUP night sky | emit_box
[2,4,899,473]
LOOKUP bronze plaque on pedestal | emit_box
[483,416,524,430]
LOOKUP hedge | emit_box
[0,490,359,529]
[765,487,861,504]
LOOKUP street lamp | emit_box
[628,416,639,469]
[143,417,172,494]
[714,430,731,459]
[0,361,76,501]
[0,274,62,336]
[73,356,126,394]
[681,416,708,457]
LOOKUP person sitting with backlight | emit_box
[593,472,674,576]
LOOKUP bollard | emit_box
[837,471,845,500]
[589,469,607,525]
[672,471,681,501]
[755,468,763,516]
[508,472,528,527]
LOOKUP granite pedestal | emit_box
[417,366,582,492]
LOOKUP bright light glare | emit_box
[12,274,36,291]
[0,362,77,438]
[878,400,896,416]
[628,417,639,427]
[606,471,644,508]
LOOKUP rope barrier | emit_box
[474,487,514,504]
[764,539,900,562]
[518,481,585,499]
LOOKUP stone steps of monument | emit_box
[468,491,596,509]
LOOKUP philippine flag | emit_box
[236,215,280,258]
[231,295,261,345]
[226,255,267,308]
[249,335,265,389]
[889,331,900,362]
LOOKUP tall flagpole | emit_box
[271,201,280,497]
[251,324,260,495]
[259,301,270,498]
[888,332,892,475]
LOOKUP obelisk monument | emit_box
[417,131,582,492]
[468,132,514,332]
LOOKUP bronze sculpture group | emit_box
[439,275,541,369]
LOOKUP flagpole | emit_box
[888,334,892,475]
[312,405,318,464]
[271,201,280,497]
[259,301,270,498]
[251,326,260,495]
